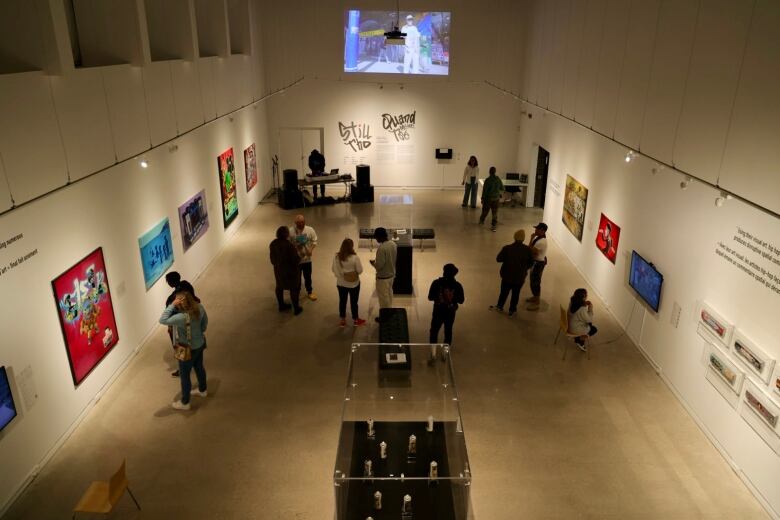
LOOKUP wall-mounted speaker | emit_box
[435,148,453,159]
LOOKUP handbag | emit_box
[173,314,192,362]
[343,270,359,283]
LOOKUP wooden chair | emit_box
[73,459,140,519]
[554,305,591,360]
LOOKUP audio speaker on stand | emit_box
[356,164,370,187]
[283,169,299,192]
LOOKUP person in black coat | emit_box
[490,230,533,316]
[428,264,465,348]
[270,226,303,315]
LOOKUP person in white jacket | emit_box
[461,155,479,208]
[567,288,598,352]
[332,238,366,327]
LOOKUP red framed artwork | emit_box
[52,247,119,386]
[595,213,621,264]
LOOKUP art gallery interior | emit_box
[0,0,779,518]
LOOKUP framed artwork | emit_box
[0,366,18,431]
[562,174,588,241]
[696,302,734,346]
[595,213,620,263]
[731,330,775,384]
[177,190,209,252]
[52,247,119,386]
[707,347,744,395]
[771,365,780,399]
[743,383,779,429]
[244,143,258,192]
[138,218,174,290]
[218,147,239,227]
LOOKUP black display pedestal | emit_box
[340,421,458,519]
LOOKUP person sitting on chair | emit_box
[308,149,326,200]
[568,288,597,352]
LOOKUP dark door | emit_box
[533,147,549,208]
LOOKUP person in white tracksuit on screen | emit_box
[403,15,420,73]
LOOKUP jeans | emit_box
[530,261,545,297]
[313,184,325,199]
[430,307,456,345]
[376,277,394,308]
[179,347,207,405]
[479,199,499,227]
[497,280,523,312]
[337,284,360,318]
[575,325,598,344]
[462,177,478,207]
[300,262,313,294]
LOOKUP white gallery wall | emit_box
[0,0,276,512]
[517,107,780,516]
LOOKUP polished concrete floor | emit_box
[5,190,768,519]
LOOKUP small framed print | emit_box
[696,302,734,346]
[772,366,780,400]
[740,381,780,454]
[731,330,775,384]
[707,346,744,395]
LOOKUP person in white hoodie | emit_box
[567,288,598,352]
[332,238,366,327]
[461,155,479,208]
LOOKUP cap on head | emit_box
[443,263,458,277]
[406,14,414,20]
[534,222,548,231]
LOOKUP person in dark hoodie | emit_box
[270,226,303,315]
[428,264,465,348]
[308,149,326,200]
[490,229,533,316]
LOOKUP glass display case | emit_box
[334,343,473,519]
[377,194,414,233]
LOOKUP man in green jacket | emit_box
[479,166,504,232]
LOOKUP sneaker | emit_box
[171,400,191,410]
[308,292,318,301]
[191,388,208,397]
[577,343,588,352]
[526,296,540,303]
[339,319,346,327]
[354,318,367,326]
[278,303,292,312]
[171,370,179,378]
[508,310,516,317]
[470,205,477,209]
[461,204,467,208]
[491,227,497,232]
[489,305,504,313]
[294,307,304,316]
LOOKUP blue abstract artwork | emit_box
[138,218,174,290]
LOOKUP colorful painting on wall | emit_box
[177,190,209,252]
[52,247,119,386]
[595,213,621,263]
[244,143,258,192]
[218,147,239,227]
[138,218,174,290]
[562,174,588,241]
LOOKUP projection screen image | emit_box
[344,11,451,75]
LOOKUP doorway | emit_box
[533,146,549,208]
[279,128,324,175]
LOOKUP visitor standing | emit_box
[370,227,397,322]
[479,167,504,232]
[164,272,200,378]
[428,264,465,346]
[159,291,208,411]
[527,222,548,310]
[568,288,598,352]
[308,149,326,200]
[290,214,318,301]
[461,156,479,208]
[490,230,533,316]
[332,238,366,327]
[270,226,303,315]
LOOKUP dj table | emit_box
[299,174,354,203]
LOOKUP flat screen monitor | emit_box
[0,366,17,432]
[344,10,451,75]
[629,251,663,312]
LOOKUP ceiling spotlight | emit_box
[139,159,149,169]
[624,150,636,163]
[680,177,691,190]
[715,196,725,207]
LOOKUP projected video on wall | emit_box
[344,10,451,75]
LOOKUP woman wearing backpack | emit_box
[428,263,465,348]
[331,238,366,327]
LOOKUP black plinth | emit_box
[393,231,413,294]
[340,421,458,519]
